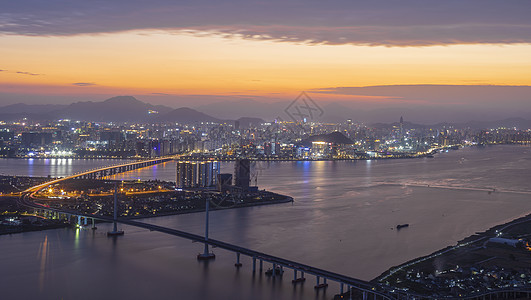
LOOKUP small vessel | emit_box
[265,266,284,276]
[396,224,409,230]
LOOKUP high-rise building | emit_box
[264,142,272,156]
[216,173,233,192]
[212,161,220,185]
[176,161,190,188]
[188,162,198,187]
[234,159,250,189]
[198,161,209,187]
[198,161,220,187]
[21,132,53,147]
[399,116,404,138]
[100,131,124,146]
[274,142,281,156]
[176,161,220,188]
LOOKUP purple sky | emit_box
[2,1,531,46]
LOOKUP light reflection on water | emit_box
[0,158,132,178]
[38,235,48,292]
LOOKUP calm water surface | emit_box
[1,145,530,300]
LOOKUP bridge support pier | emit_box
[362,290,367,300]
[314,276,328,289]
[234,252,242,267]
[340,283,344,294]
[252,257,256,272]
[259,259,263,271]
[292,269,306,283]
[272,263,276,278]
[91,218,97,230]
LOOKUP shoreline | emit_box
[4,192,294,235]
[125,194,294,220]
[0,223,70,236]
[372,211,531,283]
[1,143,529,163]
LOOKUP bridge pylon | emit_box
[197,198,215,260]
[107,184,124,236]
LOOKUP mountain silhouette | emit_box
[156,107,221,123]
[48,96,173,122]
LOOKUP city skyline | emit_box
[1,1,531,123]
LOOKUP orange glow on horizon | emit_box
[1,30,531,99]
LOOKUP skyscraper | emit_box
[399,116,404,139]
[234,159,250,189]
[264,142,272,156]
[176,161,220,188]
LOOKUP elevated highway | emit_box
[24,157,173,193]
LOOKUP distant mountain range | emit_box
[372,117,531,130]
[0,96,529,129]
[0,96,168,122]
[155,107,221,123]
[0,96,228,124]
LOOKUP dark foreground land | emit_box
[331,213,531,299]
[1,176,293,234]
[371,214,531,299]
[30,178,293,218]
[0,176,72,234]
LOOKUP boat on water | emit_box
[396,224,409,230]
[265,267,284,276]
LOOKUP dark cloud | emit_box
[312,85,531,108]
[16,71,41,76]
[72,82,96,87]
[1,1,531,46]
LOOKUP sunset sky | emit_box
[1,1,530,121]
